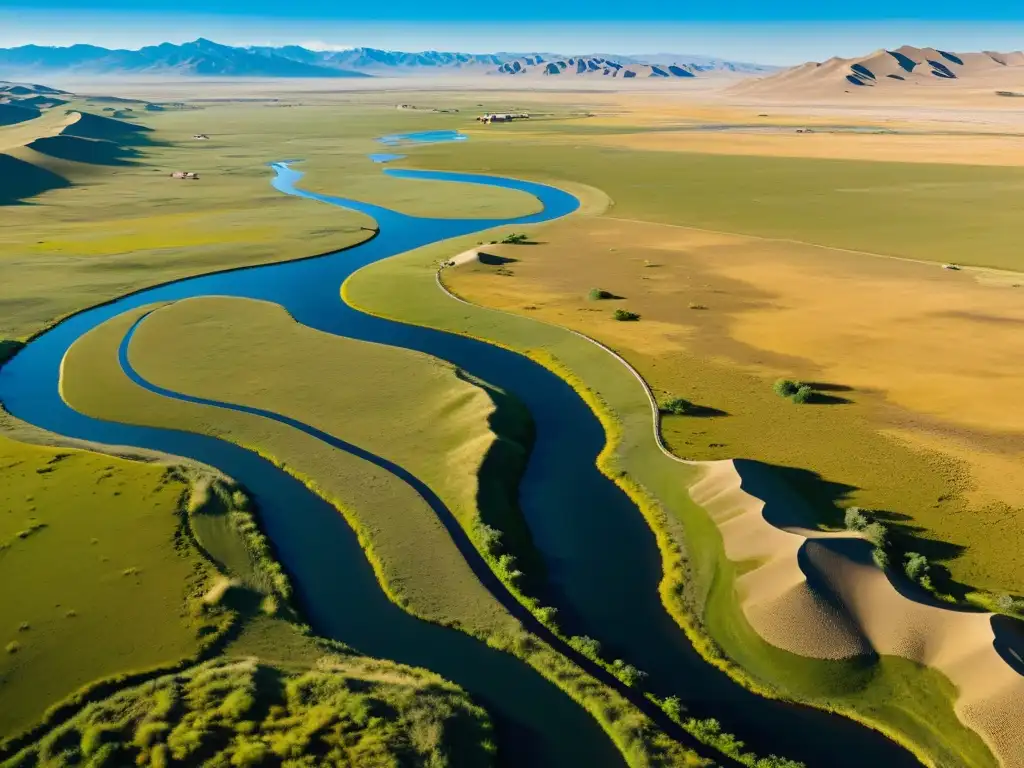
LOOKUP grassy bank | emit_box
[59,297,710,767]
[342,227,997,768]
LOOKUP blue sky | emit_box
[2,1,1024,65]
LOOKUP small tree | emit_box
[661,397,693,416]
[904,552,930,582]
[660,696,683,722]
[613,309,640,321]
[588,288,613,301]
[844,507,869,531]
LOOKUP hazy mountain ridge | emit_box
[0,39,771,78]
[497,56,698,78]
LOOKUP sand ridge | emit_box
[689,460,1024,767]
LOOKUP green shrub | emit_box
[568,635,602,660]
[5,640,21,654]
[773,379,799,398]
[500,232,529,244]
[610,659,647,688]
[660,695,683,722]
[844,507,869,531]
[904,552,930,583]
[613,309,640,321]
[871,548,890,570]
[791,385,815,404]
[862,522,888,548]
[588,288,614,301]
[660,397,693,416]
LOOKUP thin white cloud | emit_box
[298,41,355,52]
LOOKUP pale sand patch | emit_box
[690,460,1024,767]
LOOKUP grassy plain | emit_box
[0,435,219,738]
[0,99,541,341]
[402,139,1024,270]
[58,297,708,767]
[343,225,999,767]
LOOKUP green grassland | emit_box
[400,138,1024,270]
[0,99,540,341]
[343,226,997,768]
[0,434,498,768]
[0,435,222,738]
[58,297,707,767]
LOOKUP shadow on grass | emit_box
[477,252,519,266]
[0,102,40,126]
[0,153,72,204]
[806,392,853,405]
[802,381,854,393]
[685,404,730,418]
[28,135,143,166]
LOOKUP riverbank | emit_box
[343,220,1002,766]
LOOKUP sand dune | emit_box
[689,460,1024,766]
[736,45,1024,98]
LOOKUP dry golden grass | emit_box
[445,215,1024,594]
[580,130,1024,166]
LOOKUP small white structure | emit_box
[477,112,530,124]
[171,171,200,180]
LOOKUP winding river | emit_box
[0,162,919,767]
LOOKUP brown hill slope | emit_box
[736,45,1024,96]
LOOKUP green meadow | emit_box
[0,100,539,341]
[402,139,1024,270]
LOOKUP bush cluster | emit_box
[613,309,640,322]
[660,397,693,416]
[773,379,815,404]
[500,232,529,244]
[587,288,614,301]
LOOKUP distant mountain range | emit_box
[0,39,774,79]
[498,56,697,78]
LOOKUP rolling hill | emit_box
[736,45,1024,96]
